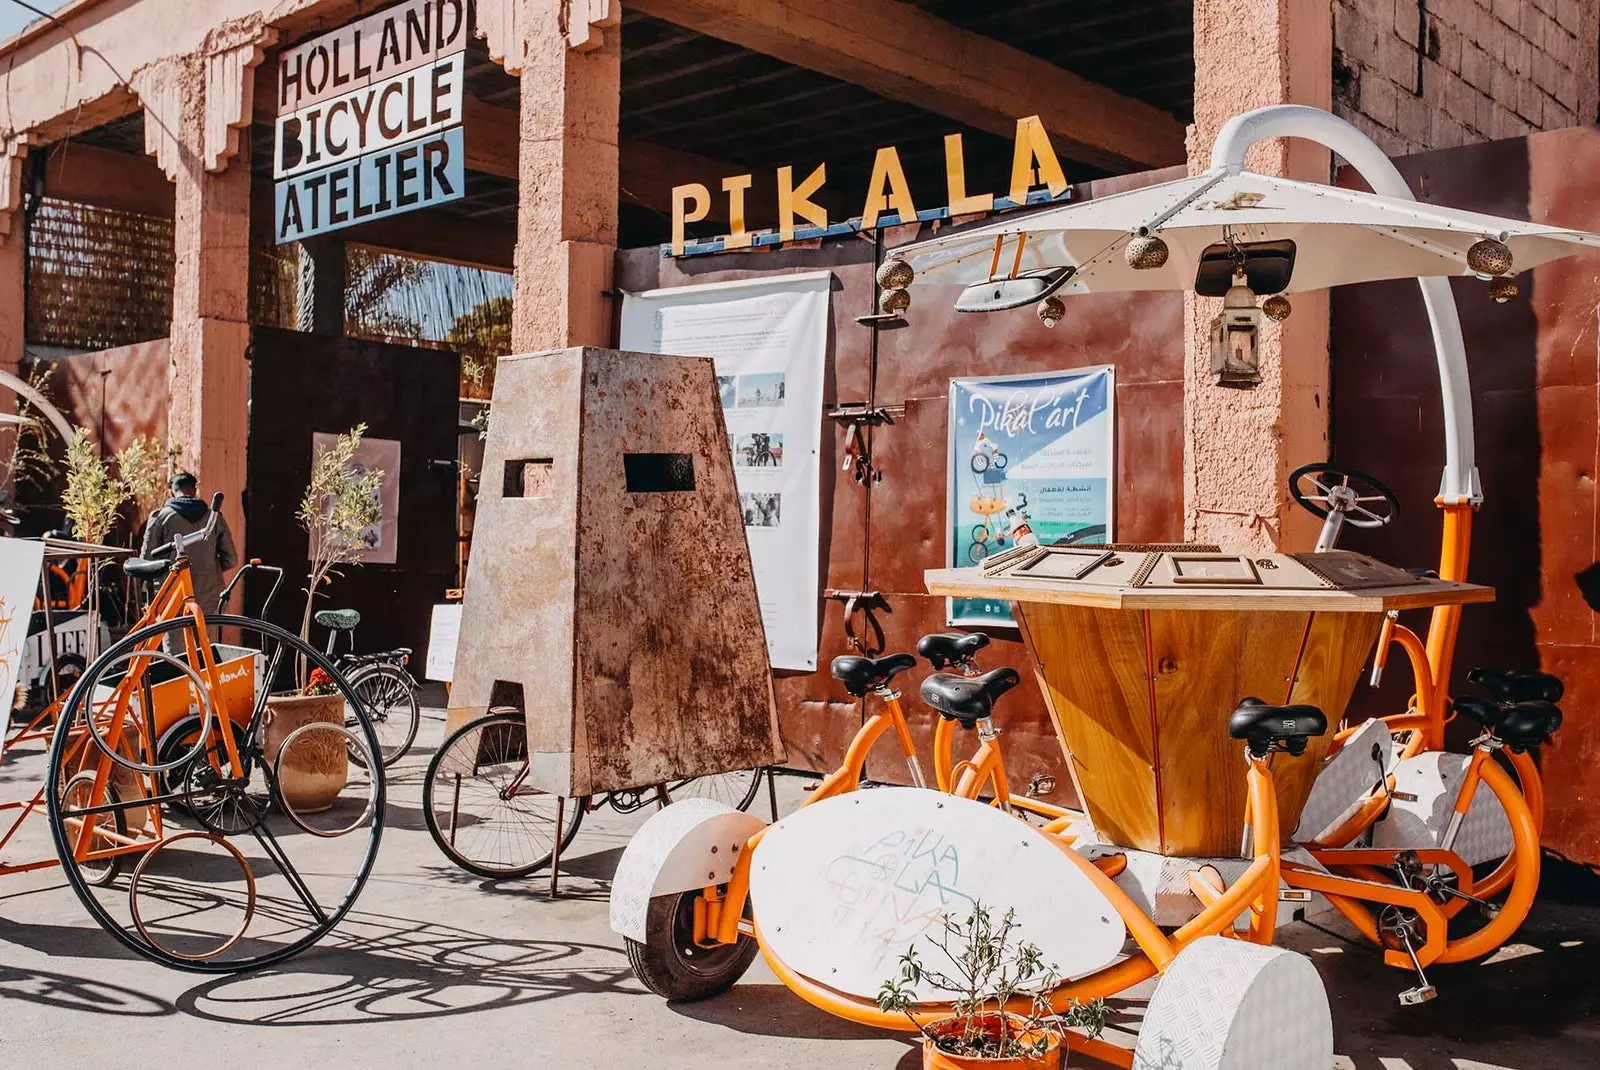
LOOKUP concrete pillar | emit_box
[1185,0,1332,552]
[0,193,25,494]
[135,26,274,561]
[497,3,620,352]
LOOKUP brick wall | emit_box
[1332,0,1599,155]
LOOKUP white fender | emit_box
[609,798,766,942]
[1133,936,1332,1070]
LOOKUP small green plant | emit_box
[877,901,1107,1061]
[297,424,384,647]
[62,428,130,546]
[115,435,185,526]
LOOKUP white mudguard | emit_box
[1133,936,1332,1070]
[609,798,767,942]
[1371,750,1513,865]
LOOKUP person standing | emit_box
[141,473,238,620]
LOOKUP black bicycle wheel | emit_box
[666,768,764,812]
[423,713,585,879]
[46,613,385,974]
[343,663,420,769]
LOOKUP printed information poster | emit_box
[619,271,830,670]
[947,367,1115,627]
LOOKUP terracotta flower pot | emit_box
[265,693,348,813]
[922,1014,1064,1070]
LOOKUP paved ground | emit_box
[2,707,1597,1069]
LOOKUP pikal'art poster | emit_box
[946,367,1115,626]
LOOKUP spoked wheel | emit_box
[666,768,764,812]
[46,614,385,973]
[626,889,759,1001]
[423,712,584,879]
[344,663,420,768]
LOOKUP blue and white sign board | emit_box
[274,0,466,243]
[947,367,1115,627]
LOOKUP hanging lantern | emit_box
[1487,276,1520,303]
[1037,295,1065,327]
[879,287,911,314]
[1124,233,1169,270]
[1467,237,1513,279]
[1210,271,1263,388]
[1261,294,1292,321]
[876,257,915,289]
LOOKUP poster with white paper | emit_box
[0,538,46,742]
[425,603,462,681]
[619,272,830,671]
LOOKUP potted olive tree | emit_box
[264,425,383,812]
[878,902,1108,1070]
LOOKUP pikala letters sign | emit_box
[274,0,467,243]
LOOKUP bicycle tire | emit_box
[626,890,759,1002]
[666,767,764,812]
[343,662,420,768]
[422,712,585,879]
[46,613,385,974]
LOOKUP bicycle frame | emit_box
[693,742,1289,1069]
[1,548,247,879]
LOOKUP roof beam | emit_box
[625,0,1185,171]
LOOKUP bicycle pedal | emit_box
[1391,791,1418,803]
[1398,984,1437,1006]
[1480,902,1502,919]
[1278,889,1313,903]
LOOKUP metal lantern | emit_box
[1261,294,1292,321]
[1487,276,1520,303]
[1466,237,1513,279]
[879,287,911,314]
[876,257,915,290]
[1037,295,1066,327]
[1210,271,1263,388]
[1124,233,1169,270]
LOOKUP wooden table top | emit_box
[925,566,1495,613]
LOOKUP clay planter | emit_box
[265,693,348,813]
[922,1014,1064,1070]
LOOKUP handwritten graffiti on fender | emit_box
[823,826,976,973]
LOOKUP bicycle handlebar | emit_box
[147,492,224,560]
[217,557,285,617]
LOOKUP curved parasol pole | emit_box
[0,367,73,443]
[1210,104,1476,736]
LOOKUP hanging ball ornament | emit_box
[876,257,915,290]
[1466,237,1514,278]
[1487,276,1520,303]
[879,287,911,315]
[1261,294,1292,321]
[1037,296,1066,328]
[1124,233,1170,270]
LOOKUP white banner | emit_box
[620,272,830,671]
[0,538,46,741]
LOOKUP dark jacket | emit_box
[141,496,238,613]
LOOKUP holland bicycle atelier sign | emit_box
[273,0,467,243]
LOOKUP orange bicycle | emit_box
[42,495,387,972]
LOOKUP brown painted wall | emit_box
[614,172,1185,806]
[1331,124,1600,866]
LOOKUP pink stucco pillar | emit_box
[509,10,620,352]
[165,81,252,558]
[1185,0,1333,553]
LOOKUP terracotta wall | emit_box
[1330,124,1600,866]
[1333,0,1599,155]
[614,170,1185,806]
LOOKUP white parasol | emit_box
[892,165,1600,297]
[881,105,1600,505]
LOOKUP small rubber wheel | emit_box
[626,890,758,1002]
[59,771,127,888]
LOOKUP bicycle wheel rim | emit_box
[667,768,763,812]
[423,713,582,877]
[46,614,386,974]
[344,664,419,768]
